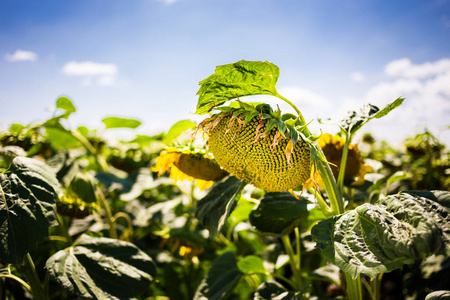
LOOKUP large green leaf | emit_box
[237,255,266,274]
[312,191,450,279]
[45,126,81,150]
[195,176,245,237]
[0,157,60,265]
[46,234,156,300]
[249,192,309,236]
[194,252,243,300]
[340,97,404,134]
[195,60,280,114]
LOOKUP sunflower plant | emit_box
[190,60,450,300]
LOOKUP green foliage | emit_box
[196,60,280,114]
[249,192,309,236]
[0,61,448,300]
[339,97,404,135]
[101,116,142,129]
[312,191,450,279]
[194,252,243,300]
[0,157,60,265]
[195,176,246,237]
[46,234,156,299]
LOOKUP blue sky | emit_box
[1,0,449,145]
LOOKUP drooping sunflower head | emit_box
[197,103,312,192]
[318,133,372,185]
[152,147,228,190]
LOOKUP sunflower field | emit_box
[1,61,449,300]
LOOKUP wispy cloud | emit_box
[62,61,118,86]
[5,49,38,62]
[355,57,450,143]
[155,0,179,4]
[385,57,450,78]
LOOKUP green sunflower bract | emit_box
[203,113,311,192]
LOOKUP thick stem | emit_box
[337,134,352,197]
[372,273,383,300]
[346,273,363,300]
[275,93,304,121]
[317,156,344,215]
[21,253,47,300]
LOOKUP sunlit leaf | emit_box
[425,290,450,300]
[163,120,197,145]
[237,255,266,274]
[46,126,81,150]
[56,96,76,118]
[340,97,404,134]
[46,234,156,300]
[195,60,280,114]
[102,116,142,129]
[312,191,450,279]
[0,157,60,265]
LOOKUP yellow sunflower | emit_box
[318,133,372,186]
[152,148,228,190]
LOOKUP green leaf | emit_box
[254,281,297,300]
[195,60,280,114]
[194,252,243,300]
[340,97,404,134]
[237,255,266,274]
[68,173,97,203]
[46,234,156,300]
[45,126,81,150]
[56,96,76,117]
[195,176,246,237]
[0,157,60,265]
[373,97,405,119]
[312,191,450,279]
[249,192,309,236]
[425,290,450,300]
[102,116,142,129]
[387,170,409,187]
[163,120,197,145]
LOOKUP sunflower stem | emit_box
[96,186,117,239]
[346,273,363,300]
[337,133,352,197]
[281,234,303,291]
[0,274,32,293]
[21,253,47,300]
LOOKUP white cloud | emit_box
[385,57,450,78]
[62,61,118,86]
[355,58,450,145]
[350,72,365,82]
[62,61,118,76]
[5,49,38,62]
